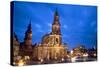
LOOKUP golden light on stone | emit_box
[24,56,30,60]
[18,59,25,66]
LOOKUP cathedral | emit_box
[32,10,68,61]
[15,9,68,63]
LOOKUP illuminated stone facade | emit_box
[13,33,20,65]
[19,22,33,58]
[32,10,67,61]
[13,33,19,57]
[18,10,68,61]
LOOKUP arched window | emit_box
[56,38,58,43]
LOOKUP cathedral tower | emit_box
[49,9,62,46]
[24,21,32,46]
[19,21,33,57]
[52,9,61,35]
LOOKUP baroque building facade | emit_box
[18,10,68,61]
[32,10,68,61]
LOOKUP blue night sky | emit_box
[13,1,97,50]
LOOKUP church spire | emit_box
[27,20,32,33]
[24,20,32,45]
[13,32,19,42]
[53,8,60,25]
[51,8,61,35]
[55,8,58,16]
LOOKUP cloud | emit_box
[63,25,68,29]
[34,24,41,28]
[34,24,44,33]
[39,29,44,33]
[47,23,52,27]
[36,28,44,33]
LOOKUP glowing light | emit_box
[83,53,88,57]
[38,57,41,60]
[71,57,77,62]
[13,62,15,65]
[25,56,30,60]
[70,50,73,54]
[40,59,43,62]
[18,60,24,66]
[61,58,64,61]
[94,53,96,56]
